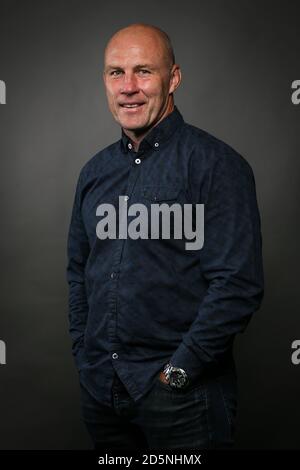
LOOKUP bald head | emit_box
[104,23,175,71]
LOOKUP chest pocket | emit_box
[141,186,182,203]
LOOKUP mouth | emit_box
[119,103,145,111]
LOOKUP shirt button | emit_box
[128,143,132,149]
[124,195,129,201]
[154,142,159,147]
[112,353,119,359]
[135,158,141,164]
[110,272,117,279]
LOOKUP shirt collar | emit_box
[120,105,184,153]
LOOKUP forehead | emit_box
[104,31,166,66]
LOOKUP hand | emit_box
[158,370,169,384]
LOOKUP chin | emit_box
[119,118,148,131]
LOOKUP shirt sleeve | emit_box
[170,148,265,382]
[66,169,90,371]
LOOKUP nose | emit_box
[120,72,139,95]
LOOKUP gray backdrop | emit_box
[0,0,299,449]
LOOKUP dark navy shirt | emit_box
[66,106,264,406]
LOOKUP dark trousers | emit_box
[79,371,237,450]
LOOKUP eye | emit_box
[138,69,150,75]
[110,70,122,77]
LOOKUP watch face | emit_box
[169,369,188,389]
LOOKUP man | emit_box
[66,23,264,450]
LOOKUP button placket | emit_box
[107,158,143,350]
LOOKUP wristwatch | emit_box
[163,363,189,389]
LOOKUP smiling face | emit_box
[103,25,181,143]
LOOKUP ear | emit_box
[169,65,182,94]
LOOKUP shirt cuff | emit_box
[169,342,206,384]
[72,337,87,372]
